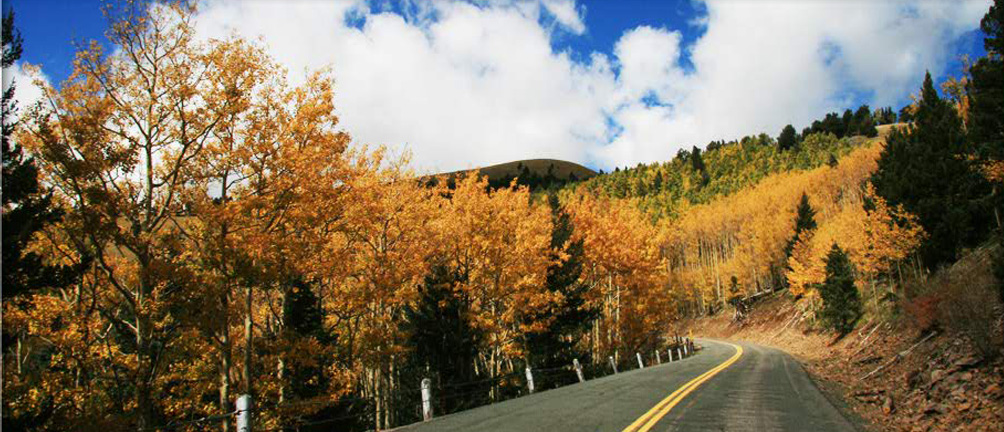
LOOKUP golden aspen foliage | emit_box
[439,174,554,368]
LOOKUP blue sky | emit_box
[2,0,993,172]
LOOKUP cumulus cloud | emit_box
[541,0,585,34]
[2,62,50,124]
[187,0,987,171]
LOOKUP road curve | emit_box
[396,339,859,432]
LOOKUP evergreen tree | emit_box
[281,278,330,400]
[784,193,818,260]
[690,145,706,172]
[898,105,914,123]
[2,9,78,301]
[652,171,664,191]
[841,109,854,137]
[822,112,845,138]
[778,124,798,151]
[969,0,1003,174]
[852,105,878,137]
[3,12,86,430]
[818,244,862,334]
[403,264,484,413]
[871,71,994,268]
[525,194,597,377]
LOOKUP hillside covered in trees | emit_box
[572,128,873,220]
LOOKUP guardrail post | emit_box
[677,347,683,360]
[667,349,674,362]
[236,394,252,432]
[573,358,585,383]
[609,356,618,374]
[684,344,689,357]
[655,350,662,365]
[525,366,535,394]
[636,352,644,369]
[421,378,433,421]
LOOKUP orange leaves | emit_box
[785,183,925,300]
[440,174,553,358]
[565,193,670,355]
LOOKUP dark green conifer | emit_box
[818,244,862,335]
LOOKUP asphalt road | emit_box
[396,339,859,432]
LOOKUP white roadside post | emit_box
[636,353,644,369]
[236,394,252,432]
[684,344,689,357]
[421,378,433,421]
[677,347,683,360]
[525,366,535,394]
[656,350,662,365]
[573,359,585,383]
[609,356,618,374]
[667,349,674,362]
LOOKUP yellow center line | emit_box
[620,341,744,432]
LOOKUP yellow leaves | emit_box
[439,174,553,357]
[979,159,1004,184]
[787,233,825,297]
[663,139,920,309]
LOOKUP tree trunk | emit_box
[220,314,232,432]
[243,281,255,399]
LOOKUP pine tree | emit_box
[1,9,79,301]
[690,145,706,172]
[818,244,862,334]
[840,109,854,137]
[871,71,994,268]
[969,0,1004,223]
[281,278,330,400]
[784,193,818,260]
[778,124,798,151]
[969,0,1003,158]
[852,105,878,137]
[525,194,597,375]
[403,264,484,413]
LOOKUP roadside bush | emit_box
[929,246,1003,359]
[903,292,942,332]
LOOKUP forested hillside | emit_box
[574,127,881,220]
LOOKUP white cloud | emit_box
[185,0,989,171]
[601,0,989,168]
[2,62,50,123]
[541,0,586,34]
[613,26,686,104]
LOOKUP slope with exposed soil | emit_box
[687,245,1004,432]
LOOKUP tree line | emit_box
[1,4,675,431]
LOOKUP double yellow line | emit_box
[620,342,744,432]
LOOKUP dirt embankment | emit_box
[688,286,1003,432]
